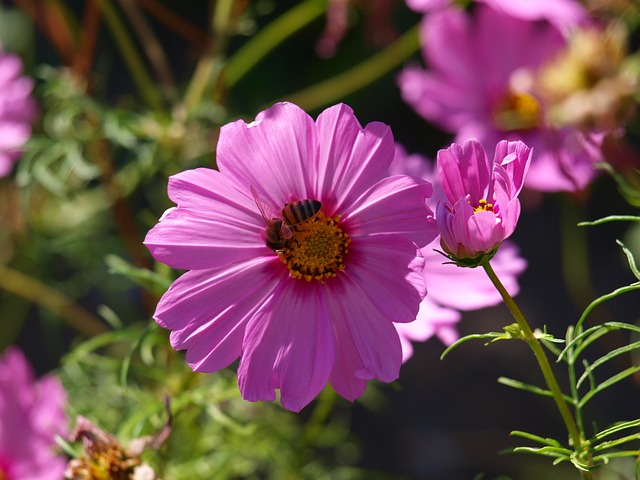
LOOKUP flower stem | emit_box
[223,0,327,90]
[0,264,108,337]
[482,262,583,452]
[95,0,164,112]
[275,23,420,112]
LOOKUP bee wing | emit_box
[250,184,278,225]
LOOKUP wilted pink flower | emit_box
[406,0,588,32]
[0,51,37,177]
[145,102,438,412]
[391,146,527,361]
[398,4,602,192]
[435,138,531,261]
[0,347,67,480]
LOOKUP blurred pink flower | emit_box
[405,0,588,31]
[398,4,602,192]
[145,102,438,412]
[391,146,527,361]
[0,347,67,480]
[0,51,37,177]
[435,139,531,261]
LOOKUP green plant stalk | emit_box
[223,0,327,89]
[95,0,164,112]
[0,264,108,337]
[276,23,420,112]
[483,263,585,465]
[182,0,234,115]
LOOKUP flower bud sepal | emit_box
[435,242,501,268]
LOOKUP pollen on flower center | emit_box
[473,199,494,213]
[492,91,541,131]
[278,212,350,282]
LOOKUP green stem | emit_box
[0,264,108,337]
[223,0,327,89]
[483,263,583,451]
[275,23,420,112]
[95,0,164,112]
[182,0,234,116]
[301,386,336,446]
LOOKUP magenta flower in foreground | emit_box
[145,102,438,411]
[0,347,67,480]
[390,146,527,361]
[398,4,602,192]
[435,138,531,262]
[0,51,37,177]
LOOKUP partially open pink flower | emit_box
[435,138,531,262]
[0,51,37,177]
[0,347,67,480]
[398,4,602,192]
[390,145,527,360]
[145,102,438,412]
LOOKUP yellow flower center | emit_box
[278,212,350,282]
[473,199,494,213]
[492,91,541,131]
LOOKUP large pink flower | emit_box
[0,347,67,480]
[435,138,531,261]
[145,102,438,411]
[398,4,602,192]
[0,51,37,177]
[390,146,527,361]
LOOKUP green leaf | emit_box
[617,239,640,280]
[558,322,640,362]
[510,430,565,448]
[105,254,172,296]
[498,377,575,404]
[576,340,640,389]
[578,365,640,408]
[439,332,506,359]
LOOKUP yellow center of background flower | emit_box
[492,91,541,131]
[279,212,350,282]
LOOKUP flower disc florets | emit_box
[279,212,350,282]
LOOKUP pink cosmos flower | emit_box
[390,146,527,361]
[398,4,602,192]
[435,138,532,261]
[0,347,67,480]
[0,50,37,177]
[406,0,588,32]
[145,102,438,412]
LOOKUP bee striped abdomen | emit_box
[281,199,322,225]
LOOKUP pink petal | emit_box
[314,103,394,213]
[326,276,403,400]
[238,282,335,412]
[437,139,491,204]
[216,102,318,206]
[344,175,437,247]
[144,168,269,270]
[154,256,284,373]
[345,235,426,323]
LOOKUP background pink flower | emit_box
[145,102,438,411]
[0,50,37,177]
[398,4,602,192]
[406,0,588,32]
[0,347,67,480]
[390,145,527,361]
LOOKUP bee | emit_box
[250,185,322,251]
